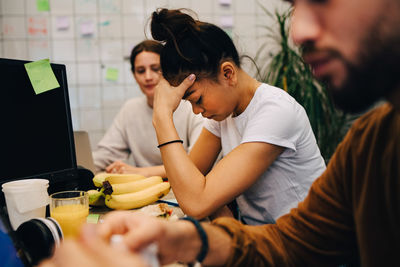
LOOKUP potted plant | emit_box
[255,6,353,162]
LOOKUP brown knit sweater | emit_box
[213,103,400,267]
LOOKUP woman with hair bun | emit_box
[92,40,204,177]
[151,8,326,225]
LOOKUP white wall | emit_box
[0,0,290,149]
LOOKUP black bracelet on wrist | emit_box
[180,216,209,263]
[157,139,183,149]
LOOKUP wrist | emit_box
[179,217,208,264]
[152,111,173,131]
[172,219,203,263]
[153,107,173,123]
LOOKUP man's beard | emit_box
[307,18,400,113]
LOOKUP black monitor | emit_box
[0,58,81,196]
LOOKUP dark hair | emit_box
[150,8,241,86]
[130,40,163,71]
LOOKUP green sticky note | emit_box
[86,214,100,224]
[106,67,119,81]
[37,0,50,11]
[24,59,60,95]
[224,29,233,38]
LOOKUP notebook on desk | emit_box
[73,131,96,175]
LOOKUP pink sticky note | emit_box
[56,16,69,30]
[81,21,94,36]
[220,16,234,28]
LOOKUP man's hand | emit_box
[38,224,147,267]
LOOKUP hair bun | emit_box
[150,10,168,42]
[151,8,198,43]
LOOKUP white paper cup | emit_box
[2,179,49,230]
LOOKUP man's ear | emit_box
[220,61,237,85]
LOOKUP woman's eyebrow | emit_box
[182,89,195,99]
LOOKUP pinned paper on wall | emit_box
[24,59,60,95]
[80,21,95,36]
[28,17,48,37]
[105,67,119,81]
[99,20,110,27]
[56,16,69,30]
[219,0,232,6]
[220,16,234,28]
[37,0,50,11]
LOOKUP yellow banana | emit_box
[87,189,105,206]
[105,182,171,210]
[92,172,147,187]
[92,172,109,187]
[110,176,163,195]
[105,173,147,185]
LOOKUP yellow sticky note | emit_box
[24,59,60,95]
[37,0,50,11]
[86,214,100,224]
[106,67,119,81]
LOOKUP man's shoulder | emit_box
[341,102,398,151]
[351,102,396,131]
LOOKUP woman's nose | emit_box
[145,69,154,80]
[192,104,204,115]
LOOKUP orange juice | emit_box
[50,204,89,238]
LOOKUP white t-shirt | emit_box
[93,96,204,171]
[205,83,326,225]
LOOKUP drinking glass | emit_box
[50,191,89,238]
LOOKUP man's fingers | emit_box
[96,211,133,239]
[122,216,164,251]
[79,224,126,260]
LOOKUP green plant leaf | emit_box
[255,5,353,162]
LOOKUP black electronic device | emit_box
[0,58,86,201]
[0,206,63,267]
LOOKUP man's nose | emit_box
[290,5,321,46]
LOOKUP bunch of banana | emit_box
[104,175,164,195]
[105,182,171,210]
[88,172,170,210]
[92,172,147,188]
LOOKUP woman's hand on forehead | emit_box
[153,74,196,114]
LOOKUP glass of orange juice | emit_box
[50,191,89,238]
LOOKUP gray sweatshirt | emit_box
[93,96,204,172]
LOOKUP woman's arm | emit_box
[156,121,283,218]
[105,161,167,177]
[189,128,222,175]
[152,76,284,219]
